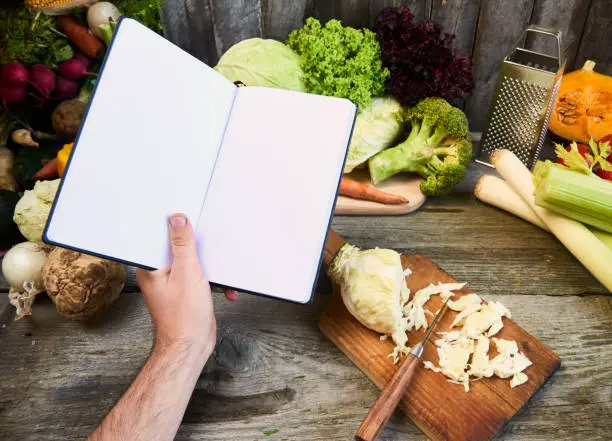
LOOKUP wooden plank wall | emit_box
[162,0,611,131]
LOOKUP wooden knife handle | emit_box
[323,229,346,267]
[354,354,420,441]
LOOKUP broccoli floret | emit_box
[368,97,472,196]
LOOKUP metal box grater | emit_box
[476,25,565,168]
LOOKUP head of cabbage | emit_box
[214,38,306,92]
[328,243,410,348]
[344,96,404,174]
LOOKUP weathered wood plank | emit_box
[209,0,262,61]
[0,292,609,440]
[369,0,431,26]
[465,0,536,131]
[574,0,612,75]
[312,0,371,28]
[527,0,590,70]
[261,0,310,40]
[162,0,218,64]
[431,0,481,57]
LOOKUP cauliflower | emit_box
[13,179,60,242]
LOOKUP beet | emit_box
[73,52,93,71]
[0,86,27,104]
[54,76,79,99]
[0,62,29,88]
[29,64,56,97]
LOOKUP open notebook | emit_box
[44,18,357,304]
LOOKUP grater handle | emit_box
[514,25,563,65]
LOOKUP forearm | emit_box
[89,341,209,441]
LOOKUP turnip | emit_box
[0,62,29,88]
[87,2,121,46]
[2,242,52,320]
[29,64,56,97]
[0,86,27,104]
[58,59,96,80]
[73,52,93,71]
[54,76,79,99]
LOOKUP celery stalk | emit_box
[534,162,612,233]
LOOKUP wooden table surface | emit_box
[0,159,610,441]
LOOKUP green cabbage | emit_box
[214,38,306,92]
[13,179,60,242]
[329,243,410,348]
[344,96,404,174]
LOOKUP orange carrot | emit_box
[339,177,408,205]
[56,16,104,59]
[32,158,59,180]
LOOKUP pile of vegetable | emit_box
[475,144,612,292]
[0,0,162,321]
[213,7,473,204]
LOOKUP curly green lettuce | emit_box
[286,18,388,110]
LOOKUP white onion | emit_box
[87,2,121,40]
[2,242,50,292]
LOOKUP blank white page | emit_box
[198,87,356,303]
[45,19,236,269]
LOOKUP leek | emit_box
[533,161,612,233]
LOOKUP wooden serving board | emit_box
[319,231,561,441]
[335,169,427,215]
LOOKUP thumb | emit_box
[168,214,200,273]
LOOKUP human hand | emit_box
[136,214,236,358]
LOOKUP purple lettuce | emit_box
[375,6,474,107]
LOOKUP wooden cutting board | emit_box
[319,231,561,441]
[335,169,427,215]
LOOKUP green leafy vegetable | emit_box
[115,0,164,34]
[533,160,612,233]
[263,428,280,436]
[286,17,388,110]
[344,96,404,173]
[215,38,305,92]
[0,9,73,65]
[368,97,472,196]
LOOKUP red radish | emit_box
[29,64,56,97]
[54,76,79,99]
[599,134,612,160]
[557,143,591,167]
[600,135,612,144]
[595,169,612,180]
[58,59,96,80]
[0,86,27,104]
[0,62,29,88]
[73,52,93,71]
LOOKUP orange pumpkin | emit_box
[549,60,612,143]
